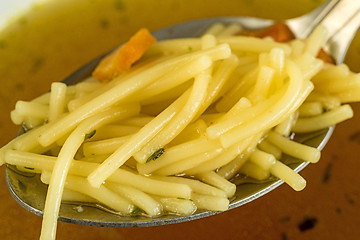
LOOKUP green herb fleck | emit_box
[24,167,35,170]
[100,18,110,29]
[188,46,193,52]
[322,162,333,183]
[177,197,193,201]
[29,57,45,74]
[146,148,165,163]
[0,40,7,49]
[349,130,360,143]
[84,130,96,140]
[114,0,125,11]
[130,206,141,217]
[298,216,318,232]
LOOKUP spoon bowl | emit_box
[4,127,332,227]
[5,0,360,227]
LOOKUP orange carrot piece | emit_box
[93,28,157,82]
[317,48,335,64]
[247,22,295,43]
[248,22,335,64]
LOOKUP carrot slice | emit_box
[247,22,295,43]
[316,48,335,64]
[248,22,335,64]
[93,28,157,82]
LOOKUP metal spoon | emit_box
[5,0,360,228]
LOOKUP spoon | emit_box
[5,0,360,228]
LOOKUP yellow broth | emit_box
[0,0,359,147]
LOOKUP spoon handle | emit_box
[321,0,360,63]
[289,0,360,63]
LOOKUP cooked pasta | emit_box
[1,22,360,240]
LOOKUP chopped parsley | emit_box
[0,40,7,49]
[84,130,96,140]
[29,57,45,74]
[298,216,318,232]
[130,206,141,217]
[146,148,165,163]
[100,18,110,29]
[177,197,193,201]
[114,0,125,11]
